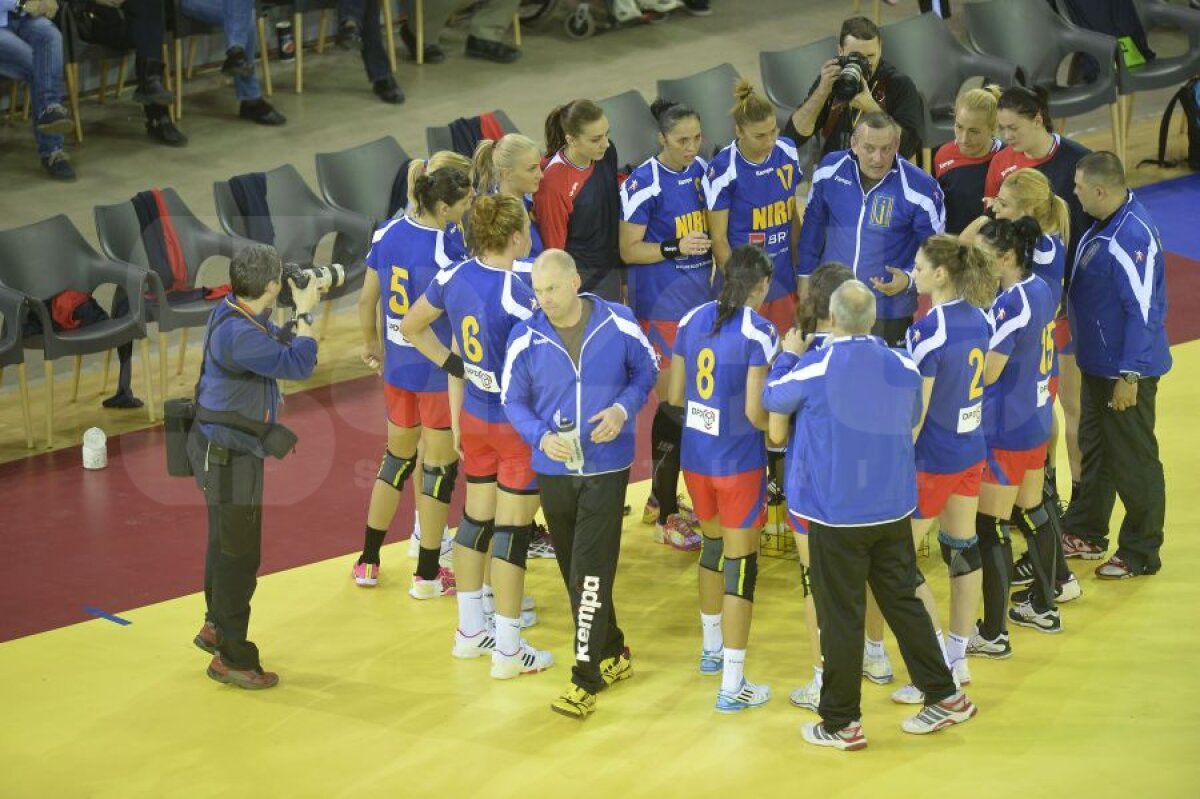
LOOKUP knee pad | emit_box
[724,553,759,602]
[421,461,458,504]
[491,524,531,569]
[939,531,982,577]
[799,563,811,598]
[975,513,1000,550]
[1013,503,1051,533]
[699,535,724,573]
[453,514,494,553]
[376,450,416,489]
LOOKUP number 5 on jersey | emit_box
[389,266,410,315]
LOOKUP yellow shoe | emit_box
[551,683,596,720]
[599,647,633,690]
[641,496,659,526]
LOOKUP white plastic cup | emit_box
[82,427,108,470]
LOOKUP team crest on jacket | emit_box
[911,328,922,343]
[627,179,638,192]
[996,308,1007,321]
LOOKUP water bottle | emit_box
[558,418,584,473]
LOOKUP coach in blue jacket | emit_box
[797,112,945,346]
[1061,153,1171,579]
[762,280,975,749]
[502,249,657,720]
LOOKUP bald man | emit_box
[762,280,976,750]
[502,250,658,720]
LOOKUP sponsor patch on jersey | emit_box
[686,400,721,436]
[957,402,982,434]
[1037,377,1051,408]
[748,232,767,247]
[385,316,412,347]
[464,363,500,393]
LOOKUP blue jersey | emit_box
[984,275,1057,450]
[906,300,991,474]
[367,216,468,392]
[674,302,778,476]
[621,156,716,322]
[512,193,544,285]
[423,258,537,423]
[705,138,801,302]
[1032,233,1066,314]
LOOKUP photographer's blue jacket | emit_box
[195,297,318,456]
[501,295,657,477]
[797,150,945,320]
[1068,192,1172,379]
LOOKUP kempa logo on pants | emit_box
[575,575,602,662]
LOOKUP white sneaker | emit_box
[788,677,821,712]
[901,692,978,735]
[715,679,771,712]
[891,683,925,705]
[491,641,554,679]
[1057,574,1082,603]
[862,647,894,684]
[452,628,496,659]
[409,567,456,600]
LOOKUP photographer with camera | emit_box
[782,16,923,162]
[186,244,320,690]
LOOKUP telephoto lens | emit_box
[277,263,346,306]
[831,53,871,103]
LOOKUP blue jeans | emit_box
[0,16,66,158]
[179,0,262,100]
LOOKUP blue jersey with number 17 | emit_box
[906,299,991,474]
[985,275,1057,450]
[705,138,801,303]
[422,258,537,423]
[366,216,468,392]
[674,302,778,476]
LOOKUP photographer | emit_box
[782,16,923,162]
[187,244,319,690]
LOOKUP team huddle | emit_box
[345,77,1171,747]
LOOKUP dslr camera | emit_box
[832,53,872,103]
[277,262,345,307]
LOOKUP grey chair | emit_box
[213,164,372,339]
[95,188,255,397]
[597,90,660,172]
[760,36,838,120]
[425,110,521,157]
[656,62,742,157]
[965,0,1122,154]
[882,13,1018,162]
[0,286,34,448]
[0,215,154,445]
[315,136,410,229]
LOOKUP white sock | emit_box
[946,632,969,666]
[865,638,886,660]
[701,612,723,653]
[494,614,521,657]
[812,665,823,687]
[456,590,485,637]
[413,509,422,540]
[481,584,496,616]
[721,648,746,693]
[935,630,948,667]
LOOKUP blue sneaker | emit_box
[699,648,723,675]
[715,679,770,713]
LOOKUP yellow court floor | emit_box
[3,343,1200,798]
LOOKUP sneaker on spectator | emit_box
[1062,532,1106,560]
[409,566,456,599]
[551,683,596,720]
[41,150,75,181]
[1095,555,1142,580]
[336,18,362,50]
[373,76,405,104]
[599,647,633,689]
[901,692,977,735]
[352,560,379,587]
[239,99,286,126]
[491,640,554,679]
[193,621,220,655]
[452,628,496,659]
[528,524,556,559]
[1009,600,1062,633]
[206,656,279,689]
[35,104,72,134]
[656,513,701,551]
[966,626,1012,659]
[715,679,770,713]
[801,720,867,751]
[699,647,723,675]
[789,677,821,712]
[145,114,187,147]
[465,35,521,63]
[680,0,712,15]
[220,46,255,78]
[862,647,894,684]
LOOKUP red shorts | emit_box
[759,293,797,335]
[915,462,984,520]
[1054,316,1075,356]
[788,510,810,535]
[682,468,767,530]
[459,411,537,492]
[639,319,678,364]
[384,385,451,430]
[983,444,1048,487]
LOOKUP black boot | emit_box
[133,59,174,106]
[145,104,188,147]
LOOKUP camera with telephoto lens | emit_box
[831,53,872,103]
[277,262,345,307]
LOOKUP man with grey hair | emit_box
[763,280,976,750]
[797,112,945,346]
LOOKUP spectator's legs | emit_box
[359,0,393,83]
[1,18,66,158]
[124,0,175,111]
[467,0,519,43]
[1061,373,1118,547]
[221,0,254,52]
[411,0,456,44]
[1105,377,1166,574]
[182,0,263,100]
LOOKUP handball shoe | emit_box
[599,647,633,689]
[551,683,596,720]
[788,677,821,712]
[901,692,977,735]
[699,647,723,675]
[716,679,770,713]
[862,648,894,684]
[491,641,554,679]
[966,627,1012,659]
[352,561,379,587]
[452,628,496,659]
[801,720,866,751]
[409,567,456,599]
[656,514,701,551]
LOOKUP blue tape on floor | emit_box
[84,607,132,626]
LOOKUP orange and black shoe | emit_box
[193,622,221,655]
[206,656,279,690]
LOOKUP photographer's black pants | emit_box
[187,430,265,670]
[539,469,629,694]
[808,517,956,732]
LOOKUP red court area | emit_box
[0,375,656,643]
